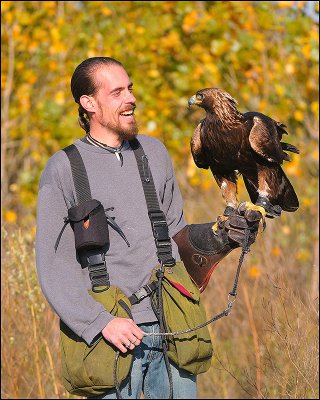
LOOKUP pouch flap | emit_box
[164,277,195,300]
[68,199,101,222]
[88,286,132,317]
[162,261,200,301]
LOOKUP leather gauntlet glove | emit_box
[173,203,264,292]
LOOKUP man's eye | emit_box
[113,91,121,97]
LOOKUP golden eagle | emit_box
[188,88,299,218]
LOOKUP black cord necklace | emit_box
[86,133,124,166]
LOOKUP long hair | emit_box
[70,57,123,133]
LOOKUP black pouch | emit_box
[68,199,109,251]
[55,199,109,253]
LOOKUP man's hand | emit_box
[102,318,145,353]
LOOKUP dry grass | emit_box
[1,226,77,399]
[197,262,319,399]
[1,188,319,399]
[180,180,319,399]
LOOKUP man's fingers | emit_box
[117,342,129,353]
[128,335,141,346]
[118,337,139,353]
[114,336,134,353]
[129,320,145,340]
[102,318,145,353]
[226,216,248,229]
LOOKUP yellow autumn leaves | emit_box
[1,0,318,225]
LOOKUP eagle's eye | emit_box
[196,93,204,101]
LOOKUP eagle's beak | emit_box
[188,95,201,108]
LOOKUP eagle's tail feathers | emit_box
[283,152,291,162]
[244,170,299,213]
[281,142,300,154]
[277,168,299,212]
[276,122,288,136]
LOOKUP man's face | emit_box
[92,65,138,140]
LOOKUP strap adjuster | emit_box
[86,250,110,292]
[152,220,169,241]
[87,251,105,265]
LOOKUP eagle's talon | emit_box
[212,223,219,235]
[239,202,267,233]
[212,215,229,234]
[242,202,267,217]
[255,196,282,218]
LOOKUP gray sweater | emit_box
[36,134,186,345]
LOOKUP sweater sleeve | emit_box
[35,161,114,345]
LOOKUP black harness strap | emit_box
[62,144,110,291]
[63,144,92,204]
[129,138,175,267]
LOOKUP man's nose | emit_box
[126,90,136,104]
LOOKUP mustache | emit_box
[118,104,136,113]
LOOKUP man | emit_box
[36,57,262,399]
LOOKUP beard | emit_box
[108,119,139,141]
[97,101,139,141]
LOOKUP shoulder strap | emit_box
[129,138,175,267]
[63,144,92,204]
[55,144,91,251]
[62,145,111,292]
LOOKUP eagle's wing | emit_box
[190,121,210,169]
[249,116,284,164]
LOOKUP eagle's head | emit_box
[188,88,242,125]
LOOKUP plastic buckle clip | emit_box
[133,285,153,302]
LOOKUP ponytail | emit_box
[78,106,90,133]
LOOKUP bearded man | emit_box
[36,57,262,399]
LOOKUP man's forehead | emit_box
[94,65,131,91]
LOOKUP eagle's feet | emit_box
[237,202,267,232]
[210,202,265,251]
[255,196,282,218]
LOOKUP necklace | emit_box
[86,133,124,166]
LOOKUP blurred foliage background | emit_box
[1,1,319,399]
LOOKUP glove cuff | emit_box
[173,224,233,292]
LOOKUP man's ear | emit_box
[79,95,96,113]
